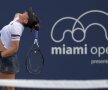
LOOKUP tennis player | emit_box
[0,8,39,90]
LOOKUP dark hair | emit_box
[24,7,40,31]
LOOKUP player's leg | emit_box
[0,73,15,90]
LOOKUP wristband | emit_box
[0,51,3,59]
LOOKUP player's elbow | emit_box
[11,41,20,54]
[12,46,19,53]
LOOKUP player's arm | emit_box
[1,21,23,58]
[1,41,20,58]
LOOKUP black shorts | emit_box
[0,54,19,74]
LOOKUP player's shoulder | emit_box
[12,21,24,30]
[14,13,21,19]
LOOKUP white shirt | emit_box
[0,17,24,49]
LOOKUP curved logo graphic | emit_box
[51,10,108,43]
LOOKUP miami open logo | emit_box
[51,10,108,64]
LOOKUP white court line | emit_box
[0,79,108,89]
